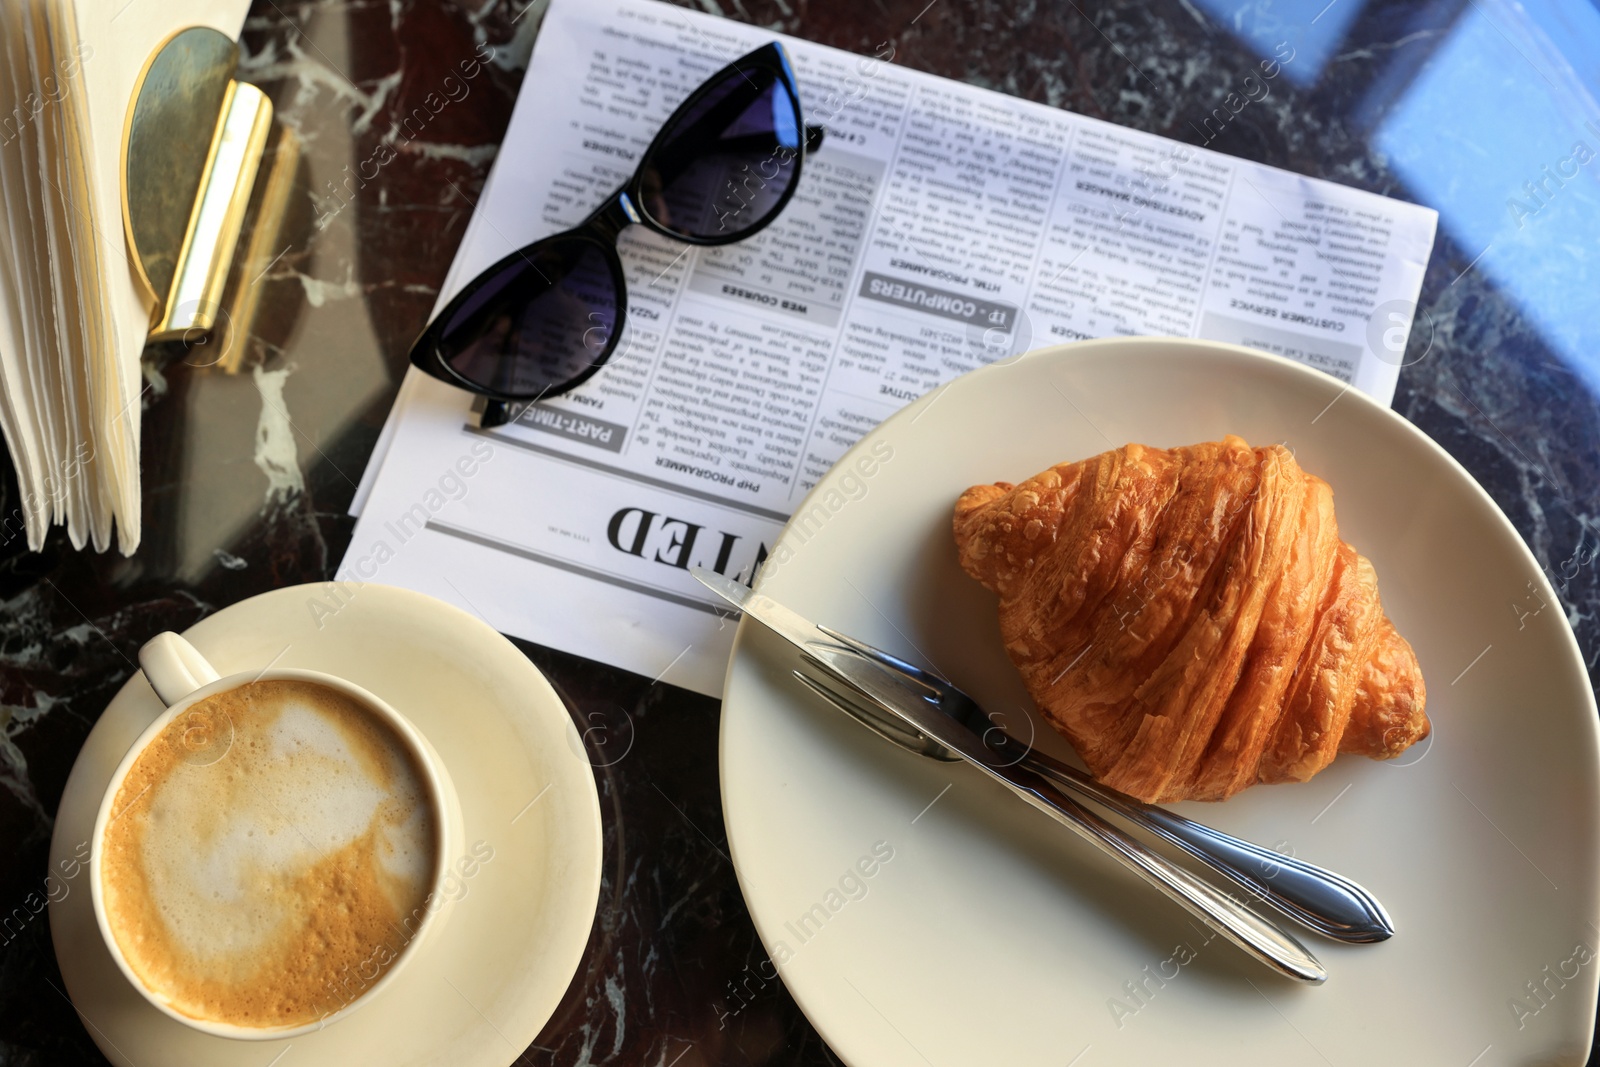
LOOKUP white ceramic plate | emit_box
[50,582,602,1067]
[721,338,1600,1067]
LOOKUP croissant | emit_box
[952,435,1428,803]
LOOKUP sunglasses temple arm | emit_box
[481,399,519,429]
[805,124,825,154]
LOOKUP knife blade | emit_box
[694,567,834,648]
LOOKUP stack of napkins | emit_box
[0,0,247,553]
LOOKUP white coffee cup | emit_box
[89,632,463,1040]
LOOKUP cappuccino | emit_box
[99,679,438,1028]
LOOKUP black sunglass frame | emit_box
[408,41,825,415]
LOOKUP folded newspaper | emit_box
[346,0,1438,696]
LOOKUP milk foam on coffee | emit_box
[100,680,438,1028]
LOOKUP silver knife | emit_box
[695,567,1326,983]
[693,566,1392,944]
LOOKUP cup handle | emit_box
[139,632,222,707]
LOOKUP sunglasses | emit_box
[409,42,824,427]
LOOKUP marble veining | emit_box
[252,364,306,504]
[0,0,1595,1064]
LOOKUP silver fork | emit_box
[805,624,1394,944]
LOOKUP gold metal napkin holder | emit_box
[122,27,274,347]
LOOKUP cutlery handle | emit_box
[1002,773,1326,983]
[1135,805,1392,942]
[1023,754,1392,943]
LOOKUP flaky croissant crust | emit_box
[953,436,1428,803]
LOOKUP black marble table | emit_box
[2,0,1597,1064]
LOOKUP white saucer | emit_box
[48,582,603,1066]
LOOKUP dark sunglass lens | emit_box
[433,237,619,397]
[637,63,803,240]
